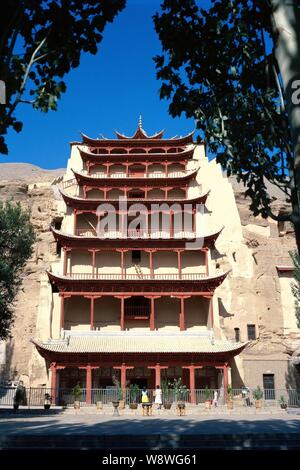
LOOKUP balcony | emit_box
[74,167,199,180]
[74,229,196,239]
[65,272,207,280]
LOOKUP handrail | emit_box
[79,168,199,179]
[65,272,207,280]
[74,229,196,239]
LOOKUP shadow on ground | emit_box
[1,413,300,449]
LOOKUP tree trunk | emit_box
[271,0,300,253]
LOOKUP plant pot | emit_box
[227,400,233,410]
[164,403,172,410]
[280,404,287,410]
[44,404,51,410]
[205,400,211,409]
[255,399,262,409]
[96,401,103,410]
[129,403,138,410]
[119,399,125,409]
[74,400,80,410]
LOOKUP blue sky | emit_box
[4,0,194,169]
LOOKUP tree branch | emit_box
[0,36,47,132]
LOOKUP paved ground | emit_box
[0,404,300,451]
[1,407,300,450]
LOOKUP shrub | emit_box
[252,386,263,401]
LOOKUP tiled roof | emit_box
[32,331,247,354]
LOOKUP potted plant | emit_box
[112,376,125,409]
[72,383,82,409]
[227,386,234,409]
[13,382,27,412]
[129,384,139,410]
[44,393,52,410]
[253,386,264,409]
[171,378,187,414]
[94,390,103,410]
[204,386,212,409]
[279,395,288,410]
[162,380,172,409]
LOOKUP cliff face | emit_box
[0,163,299,386]
[0,165,64,385]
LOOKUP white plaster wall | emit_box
[94,297,121,331]
[156,297,180,331]
[278,274,299,333]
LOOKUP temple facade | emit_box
[32,122,248,403]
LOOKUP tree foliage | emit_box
[154,0,300,248]
[290,251,300,328]
[0,202,35,339]
[0,0,126,154]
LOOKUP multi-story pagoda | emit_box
[33,119,246,404]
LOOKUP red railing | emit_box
[74,229,196,239]
[66,272,207,280]
[85,168,198,179]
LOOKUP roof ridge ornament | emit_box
[138,115,142,129]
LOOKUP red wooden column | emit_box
[192,208,196,233]
[223,363,229,401]
[88,249,96,276]
[120,249,124,278]
[150,297,155,331]
[114,295,131,330]
[90,297,95,330]
[176,250,182,278]
[209,296,214,329]
[169,210,173,237]
[59,294,65,331]
[86,365,92,404]
[63,247,70,276]
[180,297,185,331]
[145,249,155,277]
[50,363,57,405]
[189,365,195,404]
[73,209,77,235]
[120,296,125,330]
[204,248,209,275]
[113,364,134,391]
[183,365,203,404]
[148,364,168,387]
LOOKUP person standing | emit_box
[212,389,218,407]
[154,384,162,410]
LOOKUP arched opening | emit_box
[168,163,185,176]
[148,148,165,154]
[168,188,185,199]
[148,163,164,176]
[148,188,165,199]
[107,188,124,199]
[90,164,106,176]
[129,148,146,154]
[128,189,145,199]
[87,188,105,199]
[111,148,127,154]
[94,148,108,155]
[110,164,126,177]
[129,164,146,177]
